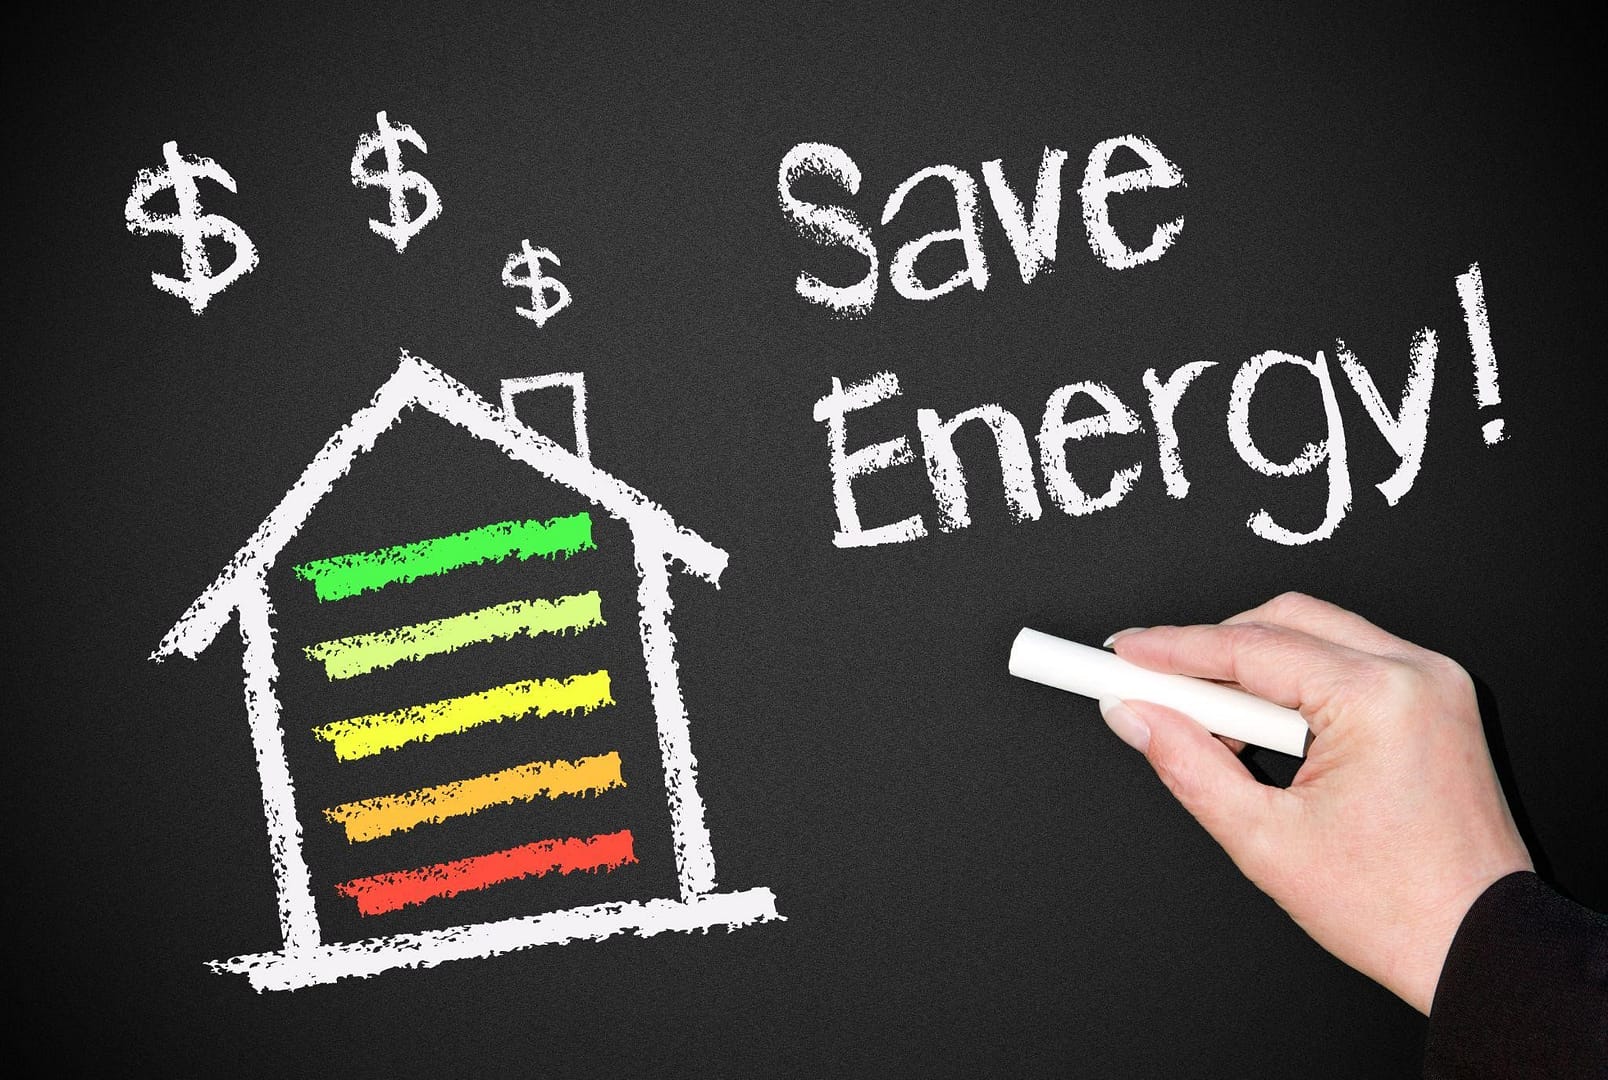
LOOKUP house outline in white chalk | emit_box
[154,351,779,992]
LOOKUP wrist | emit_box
[1388,865,1533,1014]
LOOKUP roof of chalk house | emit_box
[154,351,726,662]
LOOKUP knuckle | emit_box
[1228,621,1276,648]
[1424,651,1462,676]
[1147,746,1192,801]
[1426,653,1474,694]
[1265,590,1318,619]
[1221,622,1280,685]
[1376,658,1425,699]
[1235,815,1282,877]
[1369,658,1450,719]
[1228,620,1281,659]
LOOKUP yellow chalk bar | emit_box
[313,671,615,761]
[324,752,626,843]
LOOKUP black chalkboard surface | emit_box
[14,3,1605,1076]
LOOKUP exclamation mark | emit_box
[1455,262,1505,444]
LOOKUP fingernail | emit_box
[1099,698,1150,754]
[1102,627,1146,648]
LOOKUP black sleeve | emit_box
[1423,871,1608,1079]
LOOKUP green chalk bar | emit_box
[292,513,595,602]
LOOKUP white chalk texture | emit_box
[1009,628,1311,757]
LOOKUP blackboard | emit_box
[16,3,1606,1075]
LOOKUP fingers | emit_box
[1101,698,1281,869]
[1111,621,1384,735]
[1222,591,1409,656]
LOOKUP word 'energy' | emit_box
[814,266,1502,549]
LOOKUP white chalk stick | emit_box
[1009,628,1311,757]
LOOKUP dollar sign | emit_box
[124,141,259,314]
[351,111,441,252]
[501,240,573,327]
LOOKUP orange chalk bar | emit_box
[323,752,625,843]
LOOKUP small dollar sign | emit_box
[351,111,441,252]
[125,141,259,314]
[501,240,573,327]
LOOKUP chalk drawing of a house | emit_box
[154,352,779,991]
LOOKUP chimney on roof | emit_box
[501,372,592,464]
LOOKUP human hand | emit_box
[1099,592,1533,1015]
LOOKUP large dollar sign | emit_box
[125,141,259,314]
[501,239,573,327]
[351,111,441,252]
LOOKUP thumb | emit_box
[1100,698,1278,858]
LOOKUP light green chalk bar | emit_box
[304,592,604,680]
[292,514,595,602]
